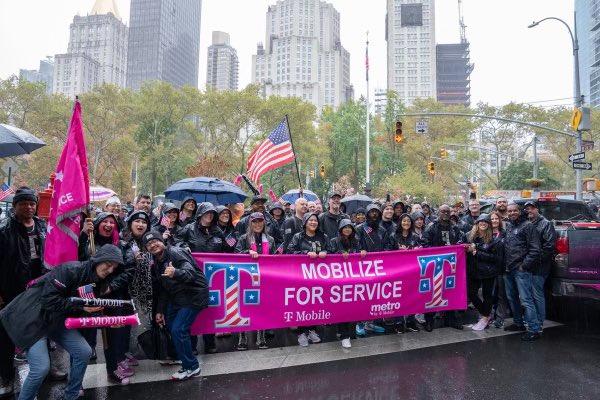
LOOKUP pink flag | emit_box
[44,101,90,268]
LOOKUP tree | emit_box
[498,161,560,190]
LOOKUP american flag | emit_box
[0,183,14,201]
[246,118,295,184]
[225,233,237,247]
[160,211,170,228]
[276,243,284,254]
[364,225,373,235]
[77,284,95,299]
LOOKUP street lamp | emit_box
[528,13,583,200]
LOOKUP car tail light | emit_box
[556,237,569,254]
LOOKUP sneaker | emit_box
[504,324,526,332]
[117,361,134,377]
[124,353,139,366]
[186,367,201,378]
[341,338,351,349]
[356,322,366,336]
[237,332,248,351]
[405,321,420,332]
[14,351,27,363]
[108,370,130,385]
[472,318,488,331]
[170,367,201,380]
[395,323,406,334]
[159,359,182,366]
[0,378,14,396]
[90,348,97,361]
[493,319,504,329]
[365,322,385,333]
[415,314,426,324]
[298,333,309,347]
[521,332,541,341]
[307,330,321,343]
[256,331,268,349]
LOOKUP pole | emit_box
[7,167,11,187]
[134,155,138,200]
[574,11,583,200]
[365,32,371,196]
[284,115,304,194]
[533,135,538,179]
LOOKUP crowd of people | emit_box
[0,187,557,399]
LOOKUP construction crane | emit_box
[458,0,466,43]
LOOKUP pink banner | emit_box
[44,100,90,268]
[191,246,467,334]
[65,314,140,329]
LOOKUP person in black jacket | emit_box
[0,244,123,400]
[502,203,542,341]
[215,206,237,253]
[179,197,198,226]
[283,197,309,249]
[234,213,276,351]
[144,232,208,381]
[391,201,405,224]
[422,205,465,332]
[466,214,500,331]
[155,203,185,247]
[318,192,349,240]
[329,219,365,349]
[287,213,329,347]
[524,201,557,334]
[236,195,283,246]
[460,199,481,234]
[380,203,397,235]
[0,187,53,395]
[268,203,286,238]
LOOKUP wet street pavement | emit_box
[21,321,600,400]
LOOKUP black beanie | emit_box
[90,244,124,266]
[12,186,38,205]
[142,230,164,246]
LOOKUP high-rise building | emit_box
[588,0,600,106]
[127,0,202,91]
[252,0,352,110]
[19,57,55,94]
[576,0,592,105]
[374,89,388,115]
[206,31,239,91]
[436,43,473,107]
[386,0,436,105]
[53,0,128,97]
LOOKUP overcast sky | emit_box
[0,0,577,108]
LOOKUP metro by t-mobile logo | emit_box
[205,263,260,328]
[417,253,457,308]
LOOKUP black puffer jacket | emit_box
[178,203,225,253]
[283,215,304,249]
[216,206,237,253]
[386,232,422,250]
[503,216,541,272]
[287,232,331,254]
[530,215,557,276]
[422,220,465,248]
[467,236,500,279]
[356,204,391,252]
[237,211,283,246]
[269,203,287,235]
[0,213,47,302]
[153,246,208,314]
[318,211,350,240]
[235,233,277,255]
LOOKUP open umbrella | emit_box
[280,189,319,203]
[0,124,46,157]
[341,194,373,215]
[90,186,117,202]
[164,177,248,205]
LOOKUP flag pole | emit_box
[285,115,304,195]
[365,32,371,196]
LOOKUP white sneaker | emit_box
[307,330,321,343]
[472,318,488,331]
[341,338,351,349]
[298,333,309,347]
[171,367,201,381]
[186,367,201,378]
[415,314,426,324]
[0,378,14,396]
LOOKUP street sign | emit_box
[572,162,592,171]
[1,159,18,175]
[581,140,595,152]
[570,107,582,131]
[569,152,586,162]
[415,120,428,134]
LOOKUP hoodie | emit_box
[179,197,198,226]
[177,203,225,253]
[356,204,390,252]
[287,212,331,254]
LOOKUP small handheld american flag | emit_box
[160,211,170,228]
[225,233,237,247]
[276,243,284,254]
[77,284,95,299]
[0,183,14,201]
[364,225,373,235]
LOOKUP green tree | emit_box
[498,161,560,190]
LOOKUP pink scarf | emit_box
[250,233,270,254]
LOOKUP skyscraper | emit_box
[587,0,600,107]
[576,0,592,105]
[53,0,128,98]
[386,0,436,105]
[206,31,239,91]
[20,57,55,94]
[436,43,473,107]
[252,0,352,110]
[127,0,202,91]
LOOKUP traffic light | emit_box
[440,148,447,159]
[319,165,325,177]
[309,170,315,178]
[427,161,435,175]
[394,121,403,144]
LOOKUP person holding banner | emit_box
[0,244,124,400]
[143,231,208,381]
[329,219,366,349]
[287,212,330,346]
[234,212,277,350]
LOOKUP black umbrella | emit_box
[164,177,248,205]
[341,194,374,215]
[0,124,46,157]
